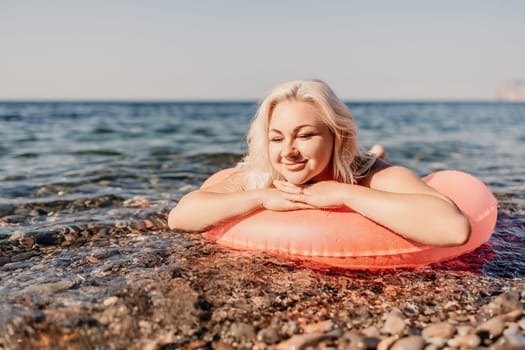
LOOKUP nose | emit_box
[281,140,300,159]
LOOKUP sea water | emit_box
[0,101,524,278]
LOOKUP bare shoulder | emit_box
[358,158,391,187]
[360,159,422,190]
[368,166,421,189]
[367,165,454,202]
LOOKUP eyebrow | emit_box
[269,124,319,134]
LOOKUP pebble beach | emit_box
[1,223,524,349]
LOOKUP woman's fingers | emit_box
[272,180,346,209]
[266,199,312,211]
[287,201,314,210]
[262,188,313,211]
[272,181,312,204]
[280,192,308,204]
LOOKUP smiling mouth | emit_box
[282,161,307,170]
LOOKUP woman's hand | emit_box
[260,187,314,211]
[273,180,347,208]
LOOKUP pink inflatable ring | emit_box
[202,168,497,269]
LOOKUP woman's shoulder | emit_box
[358,158,392,187]
[357,158,428,188]
[361,163,440,196]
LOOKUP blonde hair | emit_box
[238,79,375,189]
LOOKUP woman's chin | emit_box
[282,174,310,185]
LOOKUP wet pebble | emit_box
[504,308,524,322]
[276,332,327,350]
[456,325,474,336]
[1,261,35,271]
[53,258,73,268]
[187,339,208,350]
[447,334,481,348]
[382,312,406,335]
[18,235,35,248]
[377,335,398,350]
[390,335,424,350]
[421,321,456,339]
[423,345,440,350]
[337,331,367,349]
[103,296,119,306]
[281,321,299,336]
[211,341,235,350]
[1,215,27,224]
[424,336,446,348]
[86,256,100,264]
[229,322,255,344]
[34,232,62,246]
[0,256,9,265]
[303,320,335,333]
[484,291,523,315]
[256,328,280,345]
[361,325,380,338]
[519,317,525,330]
[496,327,525,349]
[477,316,505,338]
[362,336,381,349]
[23,279,76,294]
[402,302,419,317]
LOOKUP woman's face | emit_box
[268,100,334,185]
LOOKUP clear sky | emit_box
[1,0,524,101]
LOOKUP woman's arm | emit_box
[275,166,471,247]
[346,166,471,246]
[168,189,261,232]
[168,176,312,232]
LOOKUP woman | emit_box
[168,79,471,247]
